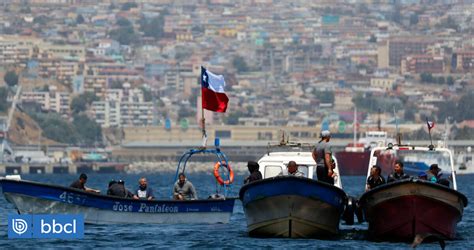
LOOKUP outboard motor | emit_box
[354,198,364,223]
[342,196,356,225]
[343,196,365,225]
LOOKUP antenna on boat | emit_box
[393,106,401,145]
[377,108,381,132]
[425,117,435,150]
[353,107,357,145]
[443,117,450,148]
[279,130,288,146]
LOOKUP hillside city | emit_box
[0,0,473,147]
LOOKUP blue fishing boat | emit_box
[0,146,236,224]
[239,142,348,238]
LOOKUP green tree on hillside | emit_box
[420,72,434,83]
[447,76,454,85]
[76,14,85,24]
[141,87,152,102]
[140,15,165,39]
[0,87,8,112]
[73,114,102,145]
[4,71,18,87]
[224,111,245,125]
[121,2,137,11]
[316,91,335,104]
[71,92,99,114]
[232,56,249,73]
[457,92,474,121]
[28,112,78,144]
[116,18,132,27]
[408,127,429,140]
[110,18,136,45]
[454,127,474,140]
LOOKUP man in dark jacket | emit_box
[107,180,134,198]
[69,173,99,193]
[387,161,410,183]
[366,165,385,191]
[244,161,262,184]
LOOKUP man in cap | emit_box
[426,164,441,183]
[313,130,335,184]
[107,179,134,198]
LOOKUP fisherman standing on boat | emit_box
[244,161,263,184]
[133,177,155,200]
[387,161,410,183]
[313,130,335,184]
[69,173,99,193]
[278,161,305,177]
[174,173,198,200]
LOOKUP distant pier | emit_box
[0,162,128,175]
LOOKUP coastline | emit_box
[126,161,248,174]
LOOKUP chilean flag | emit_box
[201,66,229,113]
[426,118,435,131]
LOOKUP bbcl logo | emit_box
[11,218,28,235]
[8,214,84,239]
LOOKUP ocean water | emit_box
[0,173,473,249]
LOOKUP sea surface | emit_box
[0,173,473,249]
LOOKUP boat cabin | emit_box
[367,145,459,190]
[257,151,343,189]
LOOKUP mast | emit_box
[444,117,449,148]
[353,107,357,145]
[377,108,381,131]
[200,66,207,147]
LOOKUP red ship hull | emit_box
[360,180,468,241]
[335,151,370,176]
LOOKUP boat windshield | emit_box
[371,148,453,177]
[263,164,309,178]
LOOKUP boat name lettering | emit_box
[113,202,133,212]
[138,203,179,213]
[59,192,86,205]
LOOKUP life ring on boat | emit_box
[213,161,234,185]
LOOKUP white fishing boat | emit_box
[239,141,348,238]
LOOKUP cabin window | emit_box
[264,165,283,178]
[297,165,309,177]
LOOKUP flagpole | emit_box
[201,66,207,148]
[426,117,433,146]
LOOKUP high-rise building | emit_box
[388,37,433,67]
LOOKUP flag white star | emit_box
[202,74,207,82]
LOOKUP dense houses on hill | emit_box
[0,0,472,144]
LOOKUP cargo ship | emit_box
[336,131,393,176]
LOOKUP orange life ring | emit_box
[213,161,234,185]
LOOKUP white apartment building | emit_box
[21,88,70,115]
[91,86,153,128]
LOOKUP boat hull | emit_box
[1,179,235,224]
[239,177,347,238]
[359,180,468,241]
[335,151,370,176]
